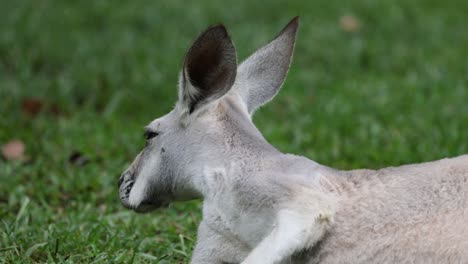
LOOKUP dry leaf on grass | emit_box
[22,98,44,116]
[1,139,25,161]
[340,15,361,32]
[22,98,65,117]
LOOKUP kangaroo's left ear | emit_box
[235,17,299,115]
[178,25,237,114]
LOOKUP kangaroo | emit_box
[118,17,468,264]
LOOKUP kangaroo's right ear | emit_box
[235,17,299,115]
[178,25,237,114]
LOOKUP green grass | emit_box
[1,0,467,262]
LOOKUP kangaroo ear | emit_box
[236,17,299,115]
[178,25,237,114]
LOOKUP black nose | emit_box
[118,175,124,188]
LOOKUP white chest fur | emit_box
[202,195,276,248]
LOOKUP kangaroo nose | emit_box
[118,172,130,188]
[118,174,124,188]
[119,171,134,188]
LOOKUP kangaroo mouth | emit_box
[118,175,170,213]
[133,199,170,213]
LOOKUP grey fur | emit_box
[236,17,299,115]
[119,17,468,264]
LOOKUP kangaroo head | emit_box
[119,17,299,213]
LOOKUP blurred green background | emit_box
[0,0,467,263]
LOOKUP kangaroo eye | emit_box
[144,131,159,140]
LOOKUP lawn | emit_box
[0,0,467,263]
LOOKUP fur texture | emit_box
[307,156,468,263]
[118,17,468,264]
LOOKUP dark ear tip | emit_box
[275,16,300,40]
[291,16,300,25]
[286,16,300,32]
[203,24,229,38]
